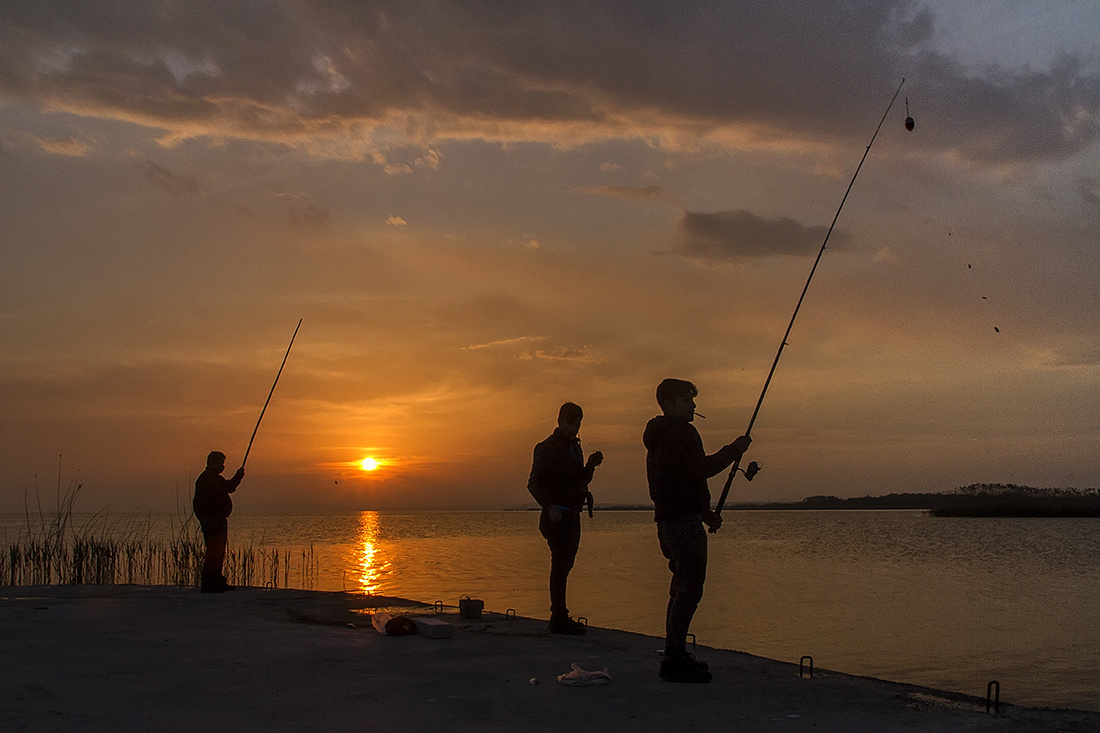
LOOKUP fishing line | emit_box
[712,79,907,526]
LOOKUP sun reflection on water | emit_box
[355,511,388,594]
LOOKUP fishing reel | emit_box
[738,461,762,481]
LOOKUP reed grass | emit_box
[1,461,316,590]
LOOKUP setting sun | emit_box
[360,457,380,472]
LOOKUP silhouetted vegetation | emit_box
[1,465,317,588]
[730,483,1100,516]
[928,483,1100,517]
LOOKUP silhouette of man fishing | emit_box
[190,319,298,594]
[527,402,603,634]
[193,451,244,593]
[644,379,750,682]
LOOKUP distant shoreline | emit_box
[545,484,1100,518]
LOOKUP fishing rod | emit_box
[712,79,906,528]
[241,318,302,469]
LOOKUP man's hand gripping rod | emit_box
[711,79,906,531]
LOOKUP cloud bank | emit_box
[1,1,1097,165]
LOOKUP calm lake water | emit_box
[4,509,1099,711]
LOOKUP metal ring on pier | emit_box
[986,680,1000,714]
[800,656,814,679]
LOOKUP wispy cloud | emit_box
[528,347,603,364]
[461,336,545,351]
[579,185,681,206]
[37,136,91,156]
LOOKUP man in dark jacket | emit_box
[193,450,244,593]
[528,402,603,634]
[644,379,750,682]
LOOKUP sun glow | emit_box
[360,457,380,471]
[355,511,386,594]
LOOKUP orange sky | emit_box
[1,1,1098,511]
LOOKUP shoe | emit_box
[200,584,226,594]
[548,615,587,635]
[660,654,713,683]
[661,649,709,671]
[680,652,708,672]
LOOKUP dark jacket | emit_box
[527,428,595,512]
[643,415,741,521]
[192,469,242,520]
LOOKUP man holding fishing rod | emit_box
[527,402,604,635]
[193,451,245,593]
[191,319,299,594]
[644,379,751,682]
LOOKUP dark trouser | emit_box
[657,513,707,656]
[540,507,581,618]
[198,516,228,589]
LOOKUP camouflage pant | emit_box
[657,513,707,655]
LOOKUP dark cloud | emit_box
[1080,176,1100,205]
[273,191,331,227]
[678,209,850,263]
[0,2,1097,165]
[287,203,330,227]
[913,55,1100,165]
[138,159,203,196]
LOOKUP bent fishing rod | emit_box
[712,79,906,528]
[241,318,303,469]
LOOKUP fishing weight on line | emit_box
[710,79,908,530]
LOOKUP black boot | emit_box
[659,651,712,683]
[548,614,586,635]
[201,570,226,594]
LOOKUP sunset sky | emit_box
[2,1,1098,512]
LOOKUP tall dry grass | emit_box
[1,461,316,590]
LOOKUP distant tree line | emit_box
[930,483,1100,517]
[953,482,1099,498]
[546,484,1100,517]
[725,483,1100,517]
